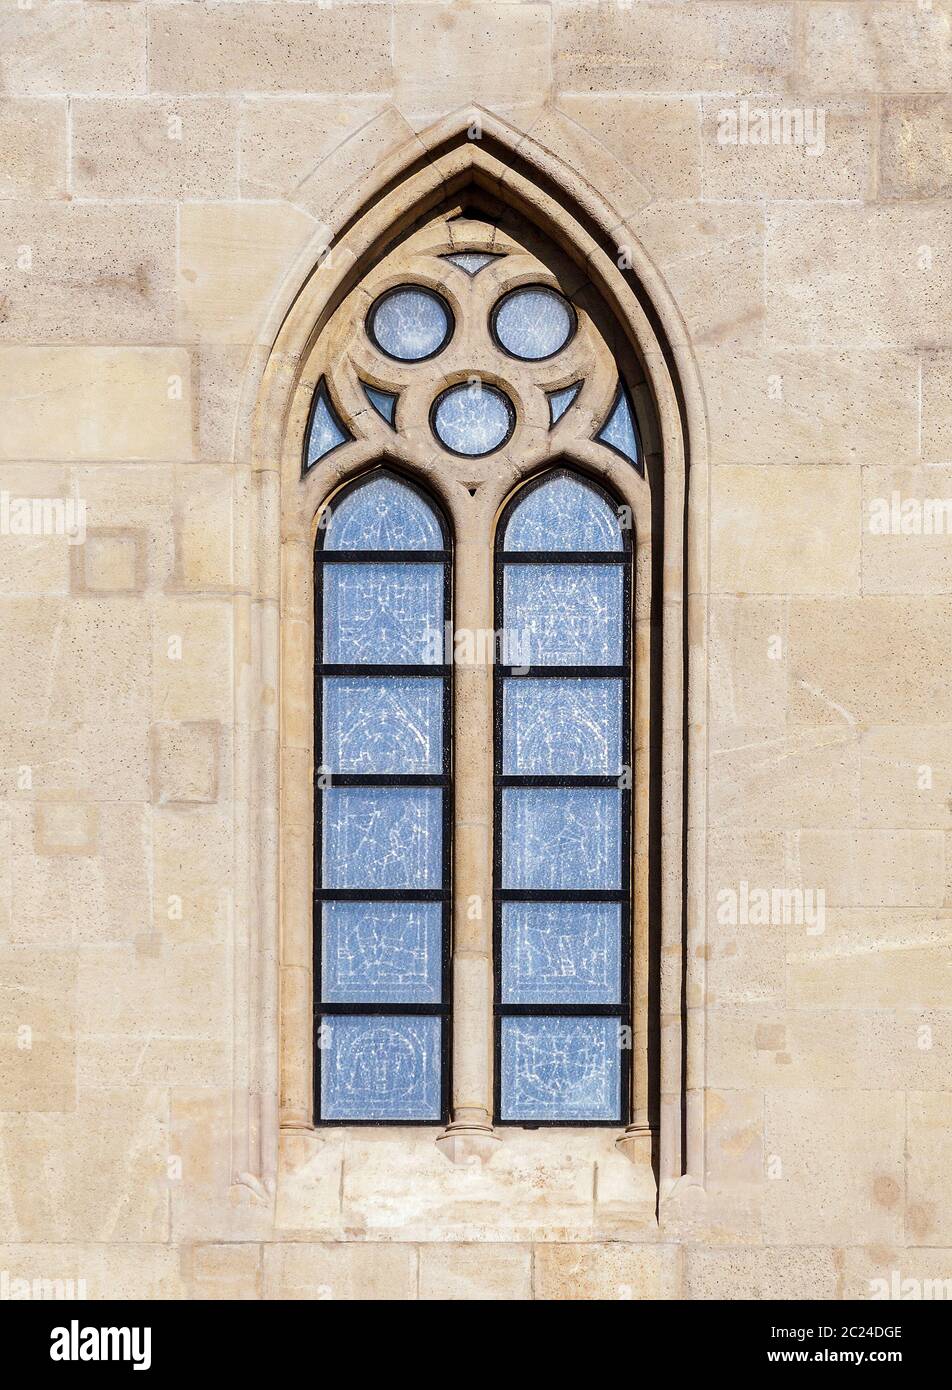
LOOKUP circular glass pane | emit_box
[431,382,514,456]
[368,286,452,361]
[492,285,575,361]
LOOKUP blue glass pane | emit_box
[361,382,397,427]
[304,380,349,469]
[323,562,443,664]
[500,1016,621,1121]
[548,382,581,426]
[323,677,442,773]
[443,252,500,276]
[432,382,513,456]
[321,1014,441,1120]
[323,475,442,550]
[596,385,641,468]
[493,286,574,360]
[503,475,623,552]
[502,677,622,775]
[501,902,622,1005]
[370,286,450,361]
[501,787,621,890]
[503,564,624,666]
[322,787,442,889]
[322,902,442,1003]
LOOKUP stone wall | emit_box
[1,0,950,1301]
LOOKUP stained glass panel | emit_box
[322,902,442,1003]
[596,385,641,469]
[493,285,575,360]
[502,677,622,775]
[361,382,398,427]
[499,1016,621,1122]
[323,677,442,774]
[304,379,350,470]
[500,902,622,1005]
[500,787,622,890]
[442,252,500,276]
[503,475,623,553]
[321,1014,442,1120]
[323,562,443,664]
[547,382,582,426]
[369,286,451,361]
[432,382,514,456]
[503,564,624,666]
[323,474,443,551]
[322,787,442,889]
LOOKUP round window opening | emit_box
[367,285,453,362]
[491,284,576,361]
[431,382,515,457]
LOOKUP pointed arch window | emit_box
[300,193,655,1136]
[314,471,452,1123]
[494,471,631,1124]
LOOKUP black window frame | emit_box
[492,466,633,1128]
[313,468,453,1126]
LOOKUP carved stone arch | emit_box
[240,108,709,1210]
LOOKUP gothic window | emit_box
[303,198,646,1129]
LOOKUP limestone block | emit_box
[705,830,788,1004]
[1,6,147,97]
[151,806,233,945]
[0,1243,186,1301]
[178,203,316,346]
[709,727,858,831]
[418,1243,531,1301]
[701,94,872,201]
[394,4,550,117]
[709,1002,952,1093]
[239,97,386,200]
[880,96,952,201]
[843,1245,952,1302]
[0,347,195,463]
[72,531,144,596]
[703,1088,764,1187]
[0,598,151,730]
[72,464,175,592]
[709,599,788,734]
[685,1245,840,1300]
[150,722,221,805]
[291,106,419,229]
[554,1,794,93]
[0,99,67,198]
[788,598,952,725]
[174,467,233,591]
[859,726,952,829]
[0,721,150,805]
[763,1089,905,1245]
[0,203,176,345]
[169,1088,273,1243]
[186,1243,262,1301]
[72,98,239,201]
[766,204,952,349]
[559,94,701,202]
[712,464,861,597]
[906,1093,952,1246]
[861,466,952,596]
[803,2,952,94]
[263,1242,416,1301]
[148,4,391,96]
[0,1089,169,1243]
[153,599,233,724]
[922,351,952,463]
[626,201,764,351]
[696,348,918,467]
[533,1242,679,1301]
[793,828,944,911]
[0,945,75,1113]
